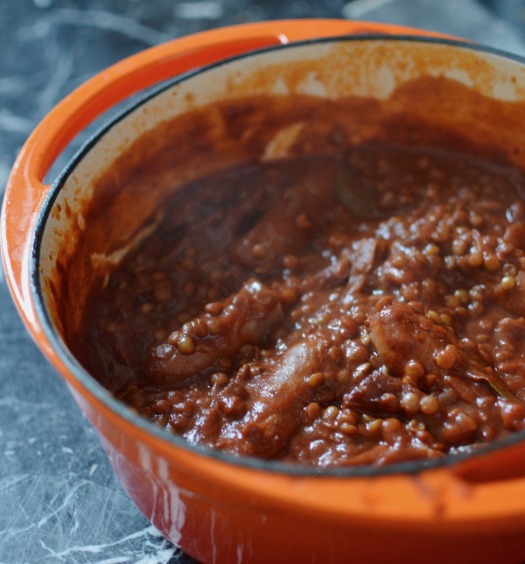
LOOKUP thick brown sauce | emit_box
[81,141,525,468]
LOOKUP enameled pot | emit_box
[3,19,525,564]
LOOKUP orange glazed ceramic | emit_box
[3,20,525,564]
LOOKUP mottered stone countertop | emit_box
[1,1,524,562]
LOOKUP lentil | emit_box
[400,392,420,416]
[324,406,340,420]
[484,255,501,272]
[435,345,459,370]
[307,372,325,388]
[340,422,358,436]
[404,360,425,379]
[177,335,195,355]
[420,394,440,415]
[501,275,516,290]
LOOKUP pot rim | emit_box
[29,32,525,481]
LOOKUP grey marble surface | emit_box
[1,1,525,563]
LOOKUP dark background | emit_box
[1,1,524,562]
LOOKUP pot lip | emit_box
[29,32,525,480]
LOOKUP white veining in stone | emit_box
[34,0,53,8]
[174,1,224,20]
[20,8,171,46]
[0,77,32,97]
[0,474,177,563]
[0,111,33,135]
[342,0,395,19]
[34,48,75,119]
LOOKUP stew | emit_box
[82,141,525,467]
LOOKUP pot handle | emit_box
[0,19,439,333]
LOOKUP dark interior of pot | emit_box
[34,37,525,470]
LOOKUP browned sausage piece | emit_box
[145,279,297,387]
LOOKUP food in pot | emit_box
[79,129,525,467]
